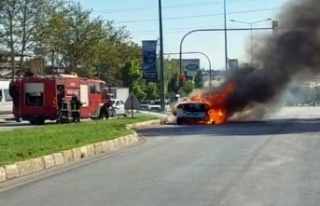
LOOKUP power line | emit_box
[91,0,260,14]
[114,8,279,24]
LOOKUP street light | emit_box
[230,18,272,67]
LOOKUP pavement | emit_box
[0,107,320,205]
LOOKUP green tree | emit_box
[167,73,178,93]
[181,80,194,96]
[145,82,159,100]
[194,70,204,88]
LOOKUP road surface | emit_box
[1,107,320,205]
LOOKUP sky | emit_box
[77,0,290,70]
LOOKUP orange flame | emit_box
[189,82,235,124]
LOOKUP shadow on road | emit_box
[137,118,320,137]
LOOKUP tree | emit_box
[145,82,159,100]
[167,73,178,93]
[181,80,194,96]
[194,70,204,89]
[0,0,59,75]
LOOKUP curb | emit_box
[0,119,160,184]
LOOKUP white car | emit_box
[0,79,12,116]
[109,99,129,117]
[175,102,210,125]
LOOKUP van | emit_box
[0,79,12,115]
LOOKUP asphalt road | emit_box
[1,107,320,205]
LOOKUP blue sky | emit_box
[77,0,289,70]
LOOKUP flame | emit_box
[189,82,235,124]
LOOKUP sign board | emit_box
[182,59,200,77]
[142,40,158,82]
[124,92,141,110]
[228,59,239,71]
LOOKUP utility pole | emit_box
[223,0,228,73]
[158,0,165,113]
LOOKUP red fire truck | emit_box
[10,73,107,124]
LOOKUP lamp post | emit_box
[230,18,272,67]
[158,0,165,113]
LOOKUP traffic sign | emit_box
[125,92,141,110]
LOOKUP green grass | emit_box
[0,115,158,166]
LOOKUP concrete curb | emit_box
[0,119,160,183]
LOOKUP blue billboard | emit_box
[142,40,158,82]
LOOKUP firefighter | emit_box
[9,79,19,107]
[98,95,114,120]
[57,98,70,124]
[57,86,65,110]
[70,94,82,122]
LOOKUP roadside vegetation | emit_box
[0,115,158,166]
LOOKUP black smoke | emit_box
[206,0,320,119]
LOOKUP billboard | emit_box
[228,59,239,71]
[182,59,200,77]
[142,40,158,82]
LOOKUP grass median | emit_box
[0,115,159,166]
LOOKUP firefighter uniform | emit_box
[70,94,82,122]
[98,99,113,120]
[57,98,70,124]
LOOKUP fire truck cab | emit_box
[11,74,106,124]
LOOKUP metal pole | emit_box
[178,26,293,77]
[250,23,253,67]
[230,18,272,67]
[158,0,165,113]
[223,0,228,72]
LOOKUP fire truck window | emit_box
[25,92,44,106]
[90,84,96,94]
[96,84,101,94]
[3,89,12,102]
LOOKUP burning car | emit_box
[173,102,212,125]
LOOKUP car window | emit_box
[116,101,120,106]
[120,100,124,104]
[0,90,2,102]
[179,103,207,112]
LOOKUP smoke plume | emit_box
[210,0,320,120]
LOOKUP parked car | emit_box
[109,98,129,117]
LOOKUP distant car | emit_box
[174,102,210,125]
